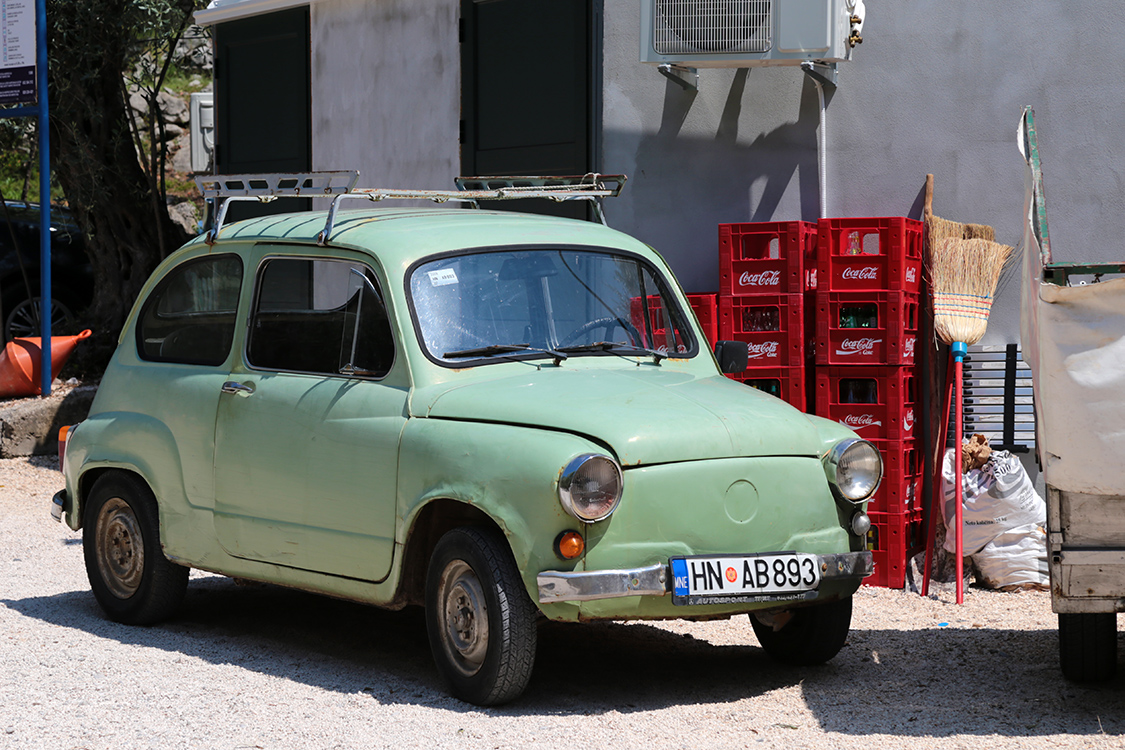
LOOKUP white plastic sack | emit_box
[942,449,1047,555]
[972,523,1049,589]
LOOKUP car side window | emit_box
[247,257,394,378]
[136,254,243,366]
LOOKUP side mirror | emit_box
[713,340,749,374]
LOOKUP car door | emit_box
[212,250,405,581]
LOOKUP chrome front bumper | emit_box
[537,551,873,603]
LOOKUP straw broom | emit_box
[929,236,1013,603]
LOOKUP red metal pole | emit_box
[921,350,954,596]
[953,341,967,604]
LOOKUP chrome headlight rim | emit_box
[823,437,883,504]
[557,453,623,522]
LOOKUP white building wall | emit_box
[310,0,460,191]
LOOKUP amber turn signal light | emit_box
[554,530,585,560]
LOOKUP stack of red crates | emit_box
[813,217,924,588]
[716,221,817,410]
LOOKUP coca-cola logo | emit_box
[841,266,878,280]
[904,408,915,432]
[835,338,882,356]
[906,267,917,283]
[843,414,882,429]
[904,337,916,357]
[746,341,780,359]
[738,270,781,288]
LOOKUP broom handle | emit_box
[953,341,967,604]
[921,349,954,596]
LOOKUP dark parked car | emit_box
[0,200,93,341]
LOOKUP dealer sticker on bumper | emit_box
[670,553,821,606]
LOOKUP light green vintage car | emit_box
[53,175,880,705]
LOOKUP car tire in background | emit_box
[750,596,853,666]
[82,472,189,625]
[425,526,538,706]
[1058,612,1118,682]
[1,282,77,341]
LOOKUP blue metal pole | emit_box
[36,0,50,396]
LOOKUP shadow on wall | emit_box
[621,70,824,293]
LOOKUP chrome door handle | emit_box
[221,381,255,397]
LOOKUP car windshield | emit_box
[410,248,697,365]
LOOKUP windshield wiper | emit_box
[443,343,568,364]
[555,341,667,364]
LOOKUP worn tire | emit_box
[425,527,537,706]
[1059,612,1118,682]
[750,597,852,666]
[82,473,189,625]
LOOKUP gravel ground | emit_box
[1,456,1122,750]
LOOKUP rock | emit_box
[0,385,97,457]
[157,91,189,126]
[167,201,200,236]
[170,133,193,173]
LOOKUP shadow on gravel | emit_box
[3,578,1122,737]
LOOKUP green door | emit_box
[212,252,403,581]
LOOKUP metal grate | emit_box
[949,344,1035,454]
[653,0,772,55]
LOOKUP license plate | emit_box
[670,553,821,606]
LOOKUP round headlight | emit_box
[823,438,882,503]
[558,454,623,522]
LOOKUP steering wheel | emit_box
[558,316,644,348]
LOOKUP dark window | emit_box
[137,255,243,366]
[247,258,393,377]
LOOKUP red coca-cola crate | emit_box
[817,217,923,294]
[814,290,919,366]
[628,295,689,354]
[865,437,923,514]
[814,365,919,440]
[726,365,808,412]
[719,221,817,296]
[686,293,718,346]
[719,293,805,368]
[864,508,925,589]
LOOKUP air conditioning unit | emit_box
[640,0,862,69]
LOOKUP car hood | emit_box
[412,367,824,465]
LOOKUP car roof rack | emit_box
[196,171,627,245]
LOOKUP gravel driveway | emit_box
[1,456,1121,749]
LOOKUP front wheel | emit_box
[750,597,852,666]
[425,527,537,706]
[1059,612,1118,682]
[82,472,189,625]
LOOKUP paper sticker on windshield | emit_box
[428,268,459,287]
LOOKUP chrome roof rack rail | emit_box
[197,171,359,244]
[196,171,626,245]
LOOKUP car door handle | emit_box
[221,381,255,397]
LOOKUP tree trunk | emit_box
[46,0,192,372]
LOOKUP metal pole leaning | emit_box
[921,350,954,597]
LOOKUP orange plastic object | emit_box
[0,329,92,397]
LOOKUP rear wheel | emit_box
[750,597,852,666]
[82,473,188,625]
[1059,612,1118,682]
[2,282,76,341]
[425,527,537,705]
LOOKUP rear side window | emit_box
[137,255,243,365]
[247,257,394,377]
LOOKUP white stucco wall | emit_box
[310,0,459,192]
[604,1,1125,345]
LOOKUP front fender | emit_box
[398,418,607,617]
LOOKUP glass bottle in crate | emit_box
[742,306,779,332]
[839,304,877,328]
[746,379,781,398]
